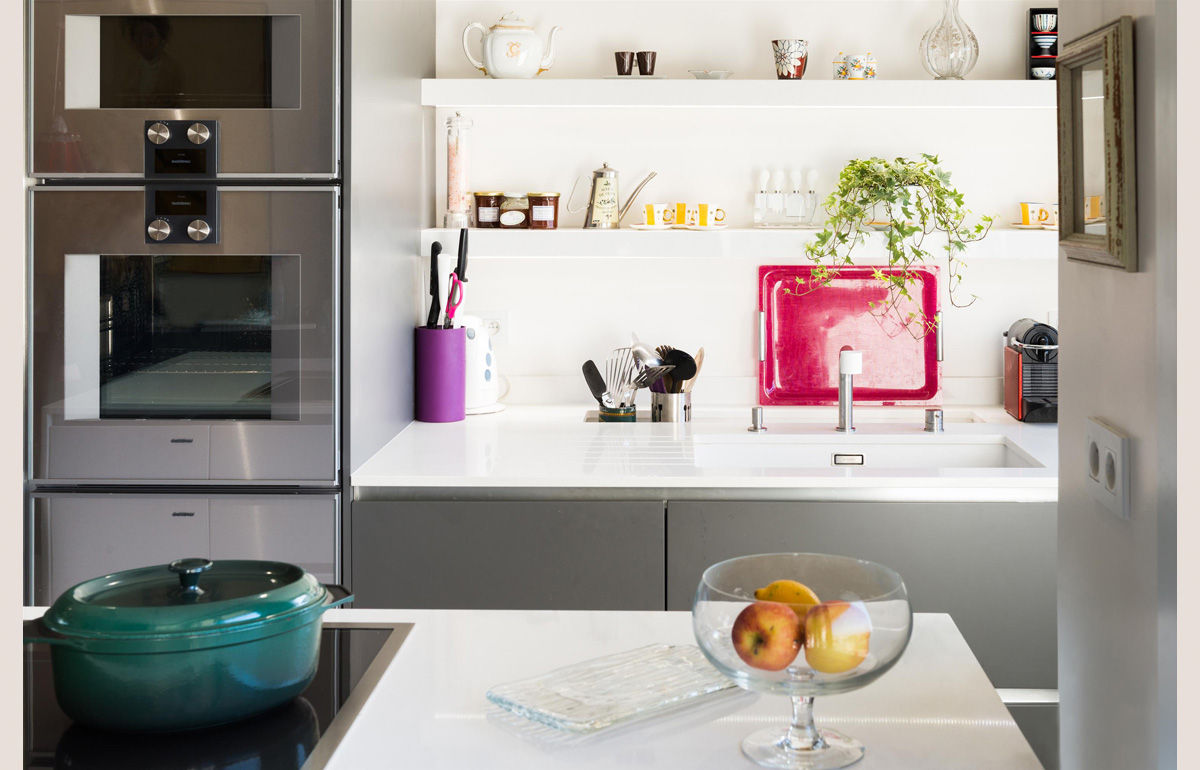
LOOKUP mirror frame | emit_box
[1056,16,1137,271]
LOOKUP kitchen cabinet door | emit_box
[665,500,1057,689]
[36,495,210,604]
[210,496,339,584]
[351,501,665,610]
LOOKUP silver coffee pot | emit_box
[566,163,657,229]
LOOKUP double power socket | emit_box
[1085,417,1131,520]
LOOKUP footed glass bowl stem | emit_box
[788,696,824,751]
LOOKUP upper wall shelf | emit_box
[420,227,1059,261]
[421,79,1057,110]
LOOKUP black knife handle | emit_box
[455,228,469,282]
[426,241,443,329]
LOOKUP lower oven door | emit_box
[30,186,339,485]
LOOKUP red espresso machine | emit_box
[1003,319,1058,423]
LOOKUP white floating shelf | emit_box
[421,79,1056,110]
[420,227,1059,261]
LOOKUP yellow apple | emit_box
[803,600,872,674]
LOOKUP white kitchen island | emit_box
[310,609,1042,769]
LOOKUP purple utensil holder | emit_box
[415,326,466,422]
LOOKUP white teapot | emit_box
[462,11,561,79]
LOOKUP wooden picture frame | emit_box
[1056,16,1137,271]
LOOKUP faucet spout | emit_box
[836,349,863,433]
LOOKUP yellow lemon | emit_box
[753,579,821,617]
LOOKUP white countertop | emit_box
[351,405,1057,501]
[316,609,1040,770]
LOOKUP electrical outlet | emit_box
[1085,417,1131,520]
[476,310,508,342]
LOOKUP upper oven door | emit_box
[30,0,339,179]
[30,187,339,485]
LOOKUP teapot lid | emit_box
[593,162,617,177]
[492,11,534,30]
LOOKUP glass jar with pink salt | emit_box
[445,112,473,228]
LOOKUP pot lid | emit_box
[42,558,327,640]
[491,11,533,30]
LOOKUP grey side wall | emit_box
[1056,2,1176,768]
[345,0,434,475]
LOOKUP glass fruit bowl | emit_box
[692,553,912,769]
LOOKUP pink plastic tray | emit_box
[758,265,940,406]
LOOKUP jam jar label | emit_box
[478,206,499,223]
[531,205,555,222]
[500,210,527,226]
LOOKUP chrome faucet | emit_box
[836,349,862,433]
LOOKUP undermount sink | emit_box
[691,435,1042,470]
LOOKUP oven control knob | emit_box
[147,122,171,145]
[186,123,211,145]
[187,219,212,242]
[147,219,171,241]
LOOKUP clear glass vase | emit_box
[919,0,979,80]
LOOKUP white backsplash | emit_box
[429,0,1059,407]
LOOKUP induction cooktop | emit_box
[23,623,409,770]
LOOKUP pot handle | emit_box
[322,584,355,611]
[23,619,84,648]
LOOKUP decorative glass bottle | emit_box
[919,0,979,80]
[445,112,473,228]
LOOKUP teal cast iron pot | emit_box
[26,558,353,732]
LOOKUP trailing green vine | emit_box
[794,154,992,336]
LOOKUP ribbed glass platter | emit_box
[485,644,736,734]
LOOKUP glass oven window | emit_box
[98,255,279,419]
[64,15,302,110]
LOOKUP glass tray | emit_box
[485,644,736,734]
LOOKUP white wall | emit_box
[347,0,436,473]
[441,0,1035,80]
[433,0,1060,406]
[1056,3,1176,769]
[1,0,24,755]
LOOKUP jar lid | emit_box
[502,192,528,198]
[474,191,505,196]
[41,559,327,643]
[526,192,560,198]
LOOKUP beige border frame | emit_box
[1057,16,1138,271]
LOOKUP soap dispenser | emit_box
[753,170,770,226]
[785,170,806,224]
[767,169,786,225]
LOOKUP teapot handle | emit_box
[565,174,591,215]
[462,22,488,76]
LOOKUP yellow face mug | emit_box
[675,202,727,227]
[1019,202,1058,226]
[642,203,675,226]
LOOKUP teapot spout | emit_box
[618,172,658,223]
[538,26,563,75]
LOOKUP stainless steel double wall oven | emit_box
[27,0,342,602]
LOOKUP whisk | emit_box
[604,347,638,407]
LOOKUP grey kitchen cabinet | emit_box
[31,493,340,604]
[351,501,665,610]
[34,494,210,604]
[209,496,339,584]
[665,500,1057,689]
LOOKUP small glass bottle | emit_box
[445,112,473,228]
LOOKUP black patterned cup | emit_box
[636,51,657,76]
[614,51,635,76]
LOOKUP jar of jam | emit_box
[473,192,503,228]
[499,193,529,229]
[527,192,560,230]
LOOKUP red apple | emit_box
[803,600,872,674]
[731,601,802,671]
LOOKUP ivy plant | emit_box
[795,154,992,336]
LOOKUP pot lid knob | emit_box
[169,558,213,596]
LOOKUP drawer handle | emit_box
[171,511,196,517]
[170,438,194,444]
[832,453,864,466]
